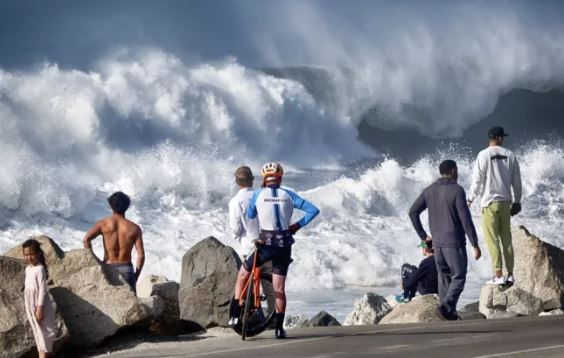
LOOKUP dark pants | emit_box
[434,247,467,315]
[401,264,418,300]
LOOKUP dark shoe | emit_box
[275,328,287,339]
[437,305,459,321]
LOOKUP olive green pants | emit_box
[482,201,514,274]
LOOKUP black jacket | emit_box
[404,256,438,295]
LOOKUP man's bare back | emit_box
[83,192,145,285]
[85,214,142,264]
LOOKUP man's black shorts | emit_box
[243,231,293,276]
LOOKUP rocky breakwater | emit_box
[479,226,564,318]
[178,237,241,331]
[4,236,151,349]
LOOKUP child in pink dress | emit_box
[22,239,56,358]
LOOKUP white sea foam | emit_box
[0,140,561,294]
[0,51,563,319]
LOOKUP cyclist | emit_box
[230,162,320,339]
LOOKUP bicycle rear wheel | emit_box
[230,272,275,338]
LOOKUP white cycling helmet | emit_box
[261,162,284,182]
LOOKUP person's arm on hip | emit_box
[83,221,102,249]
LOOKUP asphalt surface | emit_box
[99,316,564,358]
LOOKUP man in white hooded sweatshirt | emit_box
[229,166,259,258]
[468,126,522,286]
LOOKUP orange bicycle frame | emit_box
[239,249,262,308]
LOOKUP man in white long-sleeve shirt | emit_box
[229,166,259,257]
[468,126,522,286]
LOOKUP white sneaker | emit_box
[487,276,506,285]
[228,317,239,326]
[506,274,515,286]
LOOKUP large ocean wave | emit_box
[0,49,563,294]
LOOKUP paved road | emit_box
[101,316,564,358]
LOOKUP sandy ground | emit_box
[66,327,237,358]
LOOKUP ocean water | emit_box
[0,50,563,320]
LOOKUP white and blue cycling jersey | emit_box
[247,185,320,231]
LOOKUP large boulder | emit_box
[137,275,181,335]
[178,237,241,330]
[139,296,165,320]
[380,295,443,324]
[512,226,564,310]
[0,256,68,357]
[479,284,544,318]
[308,311,341,327]
[344,293,392,326]
[4,237,151,348]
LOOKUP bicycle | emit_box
[229,244,276,340]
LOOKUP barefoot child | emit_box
[22,239,56,358]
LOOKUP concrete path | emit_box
[99,316,564,358]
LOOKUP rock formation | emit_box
[479,285,543,318]
[308,311,341,327]
[4,236,150,348]
[137,275,181,335]
[379,295,443,324]
[178,237,241,330]
[344,293,392,325]
[512,226,564,310]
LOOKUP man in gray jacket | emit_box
[409,160,482,320]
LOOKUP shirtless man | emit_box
[83,191,145,293]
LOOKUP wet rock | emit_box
[344,293,392,325]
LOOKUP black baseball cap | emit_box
[488,126,509,138]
